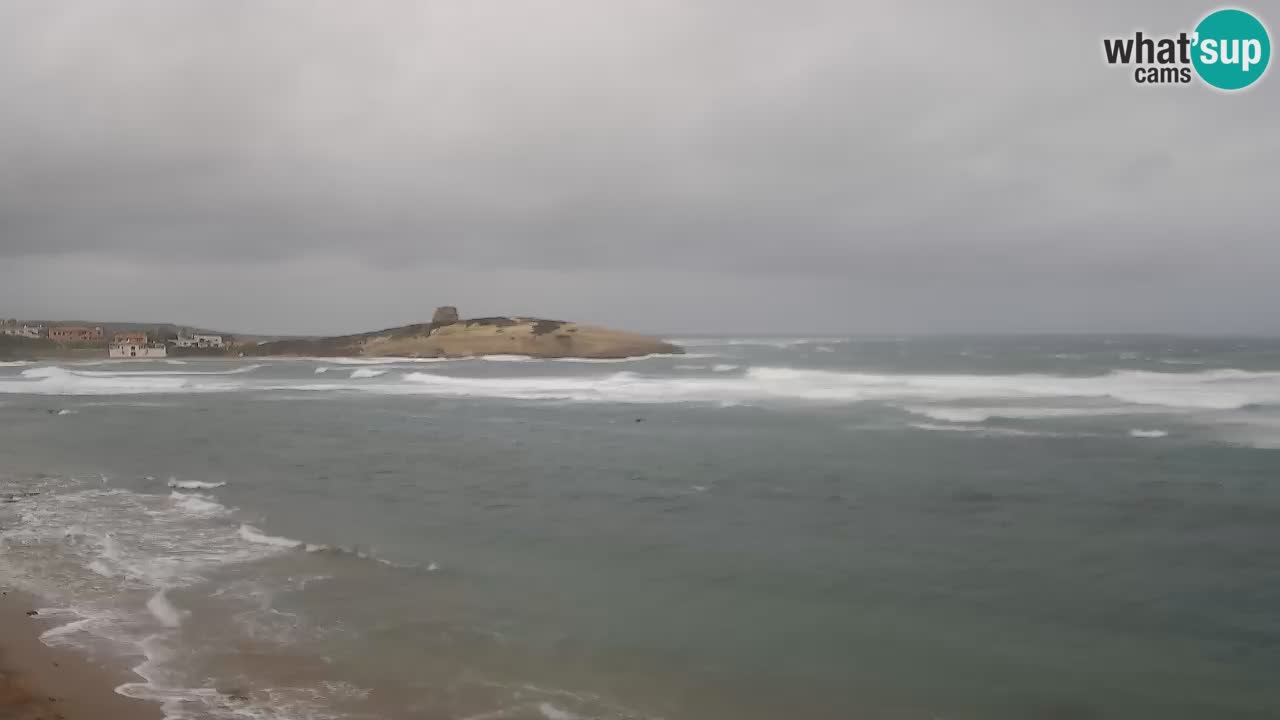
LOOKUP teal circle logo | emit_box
[1192,8,1271,90]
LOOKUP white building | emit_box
[109,342,168,359]
[171,331,225,349]
[1,324,45,339]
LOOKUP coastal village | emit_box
[1,319,226,358]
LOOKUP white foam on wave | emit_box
[0,483,290,716]
[39,614,98,639]
[167,479,227,490]
[711,364,739,372]
[0,481,394,720]
[903,407,995,423]
[169,491,227,515]
[320,356,456,365]
[4,366,241,395]
[233,526,429,569]
[748,367,1280,410]
[146,589,188,628]
[901,405,1169,423]
[669,337,847,348]
[77,400,177,408]
[1,486,281,592]
[100,533,124,563]
[238,524,305,549]
[314,367,329,374]
[372,366,1280,410]
[11,360,1280,414]
[1129,429,1169,438]
[350,367,388,379]
[908,423,1060,438]
[480,354,536,362]
[393,370,679,402]
[318,357,400,365]
[540,703,583,720]
[67,364,263,377]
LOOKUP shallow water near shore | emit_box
[2,336,1280,719]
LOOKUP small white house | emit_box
[171,332,225,349]
[1,324,43,338]
[193,333,224,348]
[1,324,44,338]
[109,342,168,359]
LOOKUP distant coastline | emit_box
[1,308,680,361]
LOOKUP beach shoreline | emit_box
[0,588,159,720]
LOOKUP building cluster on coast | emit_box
[0,320,46,339]
[1,319,225,358]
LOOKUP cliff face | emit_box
[250,311,680,359]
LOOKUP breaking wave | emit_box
[318,356,457,365]
[66,364,264,377]
[168,491,228,515]
[167,479,228,490]
[386,367,1280,410]
[8,362,1280,413]
[908,423,1063,438]
[669,337,848,348]
[4,366,242,395]
[0,480,418,720]
[349,367,388,379]
[238,523,307,549]
[901,405,1173,423]
[1129,429,1170,438]
[235,524,427,568]
[146,589,188,628]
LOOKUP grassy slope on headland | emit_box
[245,317,681,359]
[4,317,680,360]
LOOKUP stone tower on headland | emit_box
[431,306,459,324]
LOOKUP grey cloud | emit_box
[1,0,1277,333]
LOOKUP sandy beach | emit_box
[0,589,157,720]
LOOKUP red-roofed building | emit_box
[49,325,104,344]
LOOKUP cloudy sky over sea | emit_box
[1,0,1276,335]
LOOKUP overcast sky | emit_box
[1,1,1276,335]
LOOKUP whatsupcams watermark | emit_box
[1103,8,1271,90]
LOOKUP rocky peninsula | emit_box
[245,307,681,360]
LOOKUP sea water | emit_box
[1,335,1279,719]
